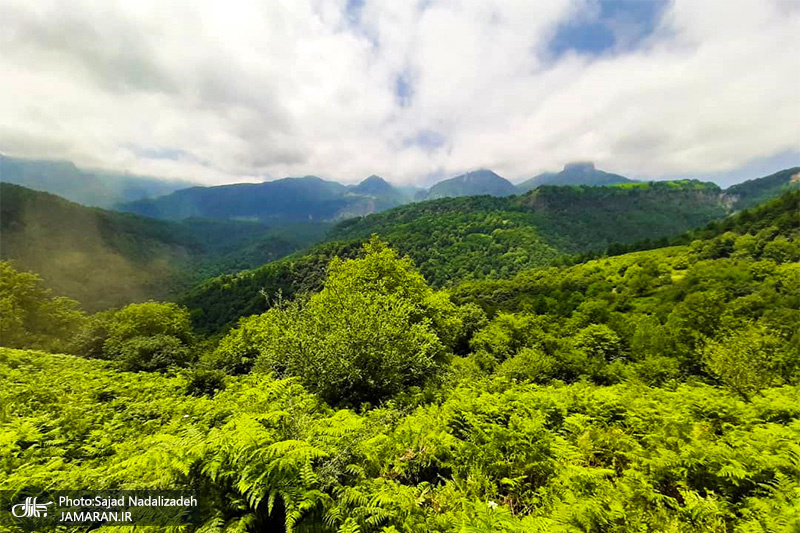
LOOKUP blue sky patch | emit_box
[549,0,669,58]
[404,130,447,151]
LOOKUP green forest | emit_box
[1,175,799,531]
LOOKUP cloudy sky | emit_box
[1,0,798,186]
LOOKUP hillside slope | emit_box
[183,180,730,332]
[417,169,518,200]
[726,166,800,209]
[0,184,324,309]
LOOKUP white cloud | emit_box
[0,0,797,185]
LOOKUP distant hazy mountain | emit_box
[119,174,410,223]
[417,169,518,200]
[350,175,394,196]
[0,155,195,208]
[517,162,634,192]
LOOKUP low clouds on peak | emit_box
[0,0,797,185]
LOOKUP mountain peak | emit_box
[462,169,502,182]
[421,169,516,200]
[352,175,393,195]
[564,162,595,172]
[517,163,632,192]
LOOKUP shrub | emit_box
[112,334,194,372]
[496,347,558,383]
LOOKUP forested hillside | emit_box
[335,180,729,258]
[726,167,800,210]
[184,180,730,332]
[1,189,799,532]
[0,184,327,310]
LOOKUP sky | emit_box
[0,0,798,186]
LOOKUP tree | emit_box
[72,301,196,371]
[703,325,782,399]
[0,261,84,351]
[236,238,464,406]
[574,324,622,362]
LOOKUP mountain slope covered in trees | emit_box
[0,183,327,310]
[119,175,412,223]
[417,169,518,200]
[182,180,731,332]
[726,166,800,209]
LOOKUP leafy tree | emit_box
[229,238,465,406]
[574,324,623,362]
[703,325,785,399]
[113,333,193,372]
[72,301,196,371]
[496,347,558,384]
[0,261,84,351]
[470,313,545,362]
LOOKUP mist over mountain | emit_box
[517,162,635,192]
[0,155,195,208]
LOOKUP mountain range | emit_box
[117,163,649,223]
[14,154,791,228]
[118,174,413,223]
[0,154,195,208]
[182,169,799,332]
[1,163,797,322]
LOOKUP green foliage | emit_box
[3,180,800,532]
[185,180,734,335]
[110,333,194,372]
[225,239,462,406]
[182,240,365,333]
[703,325,793,399]
[71,301,197,371]
[452,193,800,389]
[574,324,622,361]
[0,183,325,310]
[496,348,558,384]
[105,301,194,345]
[0,261,84,352]
[726,166,800,210]
[3,348,800,533]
